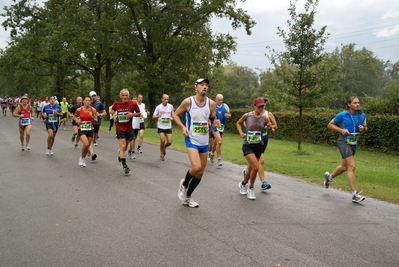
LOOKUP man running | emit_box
[152,94,174,161]
[12,96,34,151]
[111,89,141,174]
[42,96,63,156]
[324,96,368,203]
[88,91,106,160]
[173,78,220,208]
[134,94,148,153]
[60,97,69,130]
[68,97,83,149]
[209,94,231,166]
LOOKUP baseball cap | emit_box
[253,97,265,106]
[89,91,97,97]
[260,97,268,102]
[194,78,210,86]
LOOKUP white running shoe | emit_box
[78,157,83,167]
[26,145,31,151]
[324,172,333,188]
[352,191,365,203]
[45,149,50,156]
[183,197,199,208]
[178,179,188,202]
[238,182,247,195]
[21,144,25,151]
[49,149,54,156]
[247,187,256,200]
[217,158,222,166]
[81,158,86,167]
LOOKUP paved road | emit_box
[1,114,398,267]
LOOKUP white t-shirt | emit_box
[153,103,174,129]
[132,102,147,129]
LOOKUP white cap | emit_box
[89,91,97,97]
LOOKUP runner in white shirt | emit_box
[152,94,174,161]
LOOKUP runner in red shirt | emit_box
[12,96,34,151]
[111,89,141,174]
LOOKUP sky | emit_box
[0,0,398,73]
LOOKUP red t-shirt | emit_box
[112,100,140,132]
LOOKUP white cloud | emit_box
[373,26,399,37]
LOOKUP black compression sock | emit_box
[187,177,201,196]
[183,170,194,187]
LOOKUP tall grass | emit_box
[101,122,399,205]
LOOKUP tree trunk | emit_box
[298,105,303,150]
[147,92,157,128]
[94,53,102,95]
[104,57,113,120]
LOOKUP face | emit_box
[138,95,143,103]
[62,97,66,102]
[348,98,360,111]
[161,95,169,105]
[91,95,97,102]
[83,97,91,106]
[254,104,265,113]
[120,91,129,103]
[76,97,83,105]
[195,82,208,96]
[216,95,223,105]
[49,96,55,104]
[132,96,137,102]
[21,99,28,105]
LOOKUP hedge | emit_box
[225,110,399,153]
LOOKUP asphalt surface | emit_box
[1,114,398,267]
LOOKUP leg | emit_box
[244,153,260,187]
[19,127,25,145]
[159,132,165,155]
[25,125,32,145]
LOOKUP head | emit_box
[45,96,49,102]
[132,95,137,102]
[76,97,83,106]
[119,89,130,103]
[194,78,210,96]
[347,96,360,112]
[83,96,91,106]
[20,97,29,105]
[215,94,224,105]
[161,94,169,106]
[49,96,56,105]
[137,94,143,104]
[89,91,97,102]
[253,97,265,112]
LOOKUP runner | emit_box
[324,96,368,203]
[135,94,148,153]
[209,94,231,166]
[60,97,69,130]
[88,91,106,160]
[1,97,8,116]
[152,94,174,161]
[111,89,141,174]
[173,78,220,208]
[236,97,271,200]
[68,97,83,149]
[12,96,34,151]
[42,96,63,156]
[74,96,98,167]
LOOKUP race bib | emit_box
[346,132,360,145]
[140,117,144,122]
[20,118,31,126]
[217,124,225,133]
[247,131,262,143]
[161,117,170,124]
[48,115,57,122]
[192,121,208,135]
[118,112,129,123]
[262,127,268,136]
[80,121,92,131]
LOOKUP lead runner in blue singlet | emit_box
[172,78,220,208]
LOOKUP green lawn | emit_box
[101,123,399,205]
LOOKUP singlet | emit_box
[333,110,367,145]
[243,111,267,145]
[18,105,32,127]
[60,102,69,113]
[185,96,211,146]
[78,106,95,131]
[153,103,174,130]
[213,102,230,133]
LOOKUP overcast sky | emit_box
[1,0,398,72]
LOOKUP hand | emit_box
[341,129,350,135]
[240,132,246,139]
[182,127,189,137]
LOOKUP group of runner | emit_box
[8,78,368,207]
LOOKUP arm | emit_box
[267,112,278,135]
[172,98,190,137]
[12,106,21,117]
[236,113,248,139]
[209,101,221,128]
[328,119,349,135]
[91,108,98,124]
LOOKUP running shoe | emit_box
[209,153,214,163]
[178,179,188,201]
[183,197,199,208]
[132,151,136,159]
[78,157,84,167]
[74,143,80,149]
[260,181,271,191]
[21,144,25,151]
[138,148,143,154]
[26,145,31,151]
[45,149,50,156]
[238,182,247,195]
[324,172,333,188]
[49,149,54,156]
[217,158,222,166]
[352,191,365,203]
[128,151,132,160]
[247,187,256,200]
[160,155,165,161]
[71,134,75,142]
[117,149,121,162]
[123,165,130,174]
[93,141,97,146]
[91,153,97,161]
[81,158,86,167]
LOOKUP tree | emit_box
[267,0,334,150]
